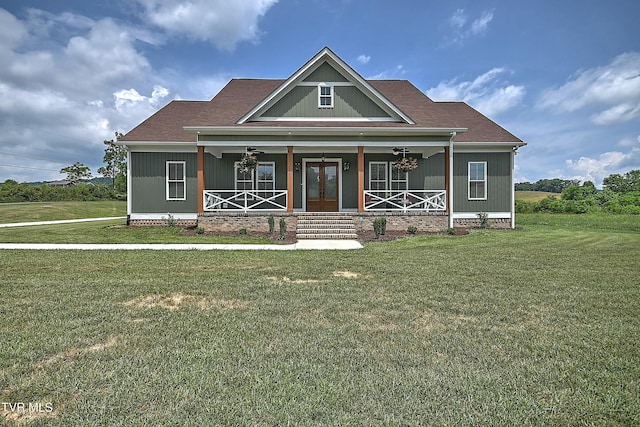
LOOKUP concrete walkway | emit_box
[0,216,127,228]
[0,217,363,250]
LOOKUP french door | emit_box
[306,162,338,212]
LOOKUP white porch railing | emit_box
[364,190,446,212]
[204,190,287,212]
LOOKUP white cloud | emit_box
[470,10,494,35]
[426,68,525,117]
[445,8,493,45]
[539,52,640,125]
[562,135,640,185]
[357,54,371,65]
[136,0,278,50]
[368,65,405,80]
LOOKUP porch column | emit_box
[444,146,450,214]
[287,146,294,213]
[448,134,455,229]
[197,146,204,214]
[357,146,364,213]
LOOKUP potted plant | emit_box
[236,153,258,172]
[392,156,418,172]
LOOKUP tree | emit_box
[603,170,640,193]
[97,132,127,192]
[60,162,92,185]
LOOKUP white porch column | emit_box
[448,132,456,229]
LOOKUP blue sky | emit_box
[1,0,638,186]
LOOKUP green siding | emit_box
[303,62,348,82]
[262,86,390,118]
[364,154,445,190]
[453,152,512,212]
[130,152,198,213]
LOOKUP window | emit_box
[318,84,333,108]
[166,161,186,200]
[390,167,408,192]
[256,162,275,198]
[468,162,487,200]
[369,162,387,191]
[234,162,275,200]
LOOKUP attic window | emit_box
[318,84,333,108]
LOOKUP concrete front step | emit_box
[296,215,357,240]
[296,233,359,240]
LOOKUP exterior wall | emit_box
[198,213,298,234]
[204,152,287,190]
[453,152,512,213]
[130,152,198,214]
[303,63,349,82]
[262,86,389,118]
[354,212,448,233]
[364,153,445,190]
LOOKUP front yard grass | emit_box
[0,201,126,223]
[0,214,639,425]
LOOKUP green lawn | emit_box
[1,214,639,425]
[0,201,127,223]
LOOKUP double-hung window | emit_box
[468,161,487,200]
[369,162,409,193]
[235,162,275,200]
[166,161,186,200]
[318,84,333,108]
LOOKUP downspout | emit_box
[448,132,456,229]
[510,147,516,229]
[125,145,131,225]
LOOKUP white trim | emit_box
[298,81,354,87]
[318,83,334,108]
[187,126,467,136]
[453,212,511,219]
[166,161,187,201]
[301,158,343,211]
[236,47,416,125]
[510,149,516,229]
[130,213,198,220]
[249,117,400,122]
[468,161,487,201]
[126,147,132,216]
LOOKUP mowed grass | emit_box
[0,201,127,223]
[0,215,639,425]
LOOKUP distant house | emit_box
[118,47,525,235]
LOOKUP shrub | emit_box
[268,215,275,234]
[278,218,287,240]
[239,228,248,235]
[477,212,490,229]
[195,227,205,235]
[373,217,387,238]
[407,225,417,235]
[447,227,457,235]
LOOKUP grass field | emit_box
[0,201,126,223]
[515,191,558,202]
[1,214,639,425]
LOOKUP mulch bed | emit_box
[181,227,469,243]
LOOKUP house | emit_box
[118,47,525,236]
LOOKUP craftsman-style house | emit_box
[118,47,525,236]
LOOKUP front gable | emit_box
[238,47,414,124]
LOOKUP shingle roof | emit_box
[119,78,522,143]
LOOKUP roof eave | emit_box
[184,126,467,137]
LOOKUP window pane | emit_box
[470,163,485,180]
[258,164,273,181]
[321,86,331,96]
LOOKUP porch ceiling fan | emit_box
[246,147,264,155]
[392,147,410,156]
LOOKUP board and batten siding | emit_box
[453,152,512,213]
[261,86,390,119]
[130,152,198,213]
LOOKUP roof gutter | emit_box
[184,126,468,137]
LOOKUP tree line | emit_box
[516,170,640,214]
[0,133,126,203]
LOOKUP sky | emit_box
[0,0,639,186]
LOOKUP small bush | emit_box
[268,215,275,234]
[239,228,248,235]
[278,218,286,240]
[195,227,205,235]
[447,227,457,235]
[373,217,387,238]
[407,225,417,235]
[478,212,490,229]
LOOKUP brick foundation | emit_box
[453,218,511,229]
[198,213,298,233]
[353,212,448,233]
